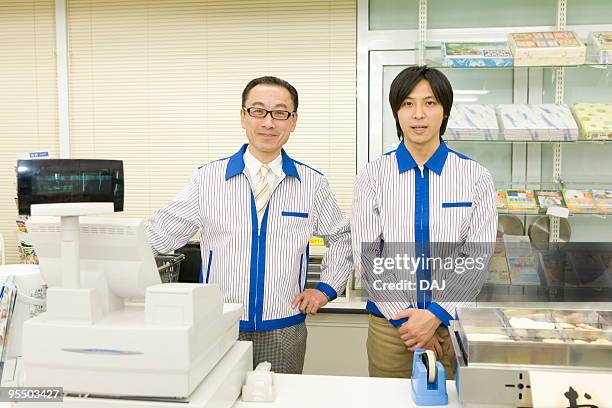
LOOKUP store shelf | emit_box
[422,48,612,70]
[497,209,611,217]
[446,137,612,143]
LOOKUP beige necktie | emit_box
[255,164,271,219]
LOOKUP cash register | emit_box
[14,159,252,407]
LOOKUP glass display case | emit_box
[352,0,612,302]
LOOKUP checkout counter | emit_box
[1,158,610,407]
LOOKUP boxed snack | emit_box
[505,189,538,212]
[498,104,579,141]
[534,190,566,212]
[586,32,612,64]
[563,189,597,213]
[508,31,586,66]
[572,103,612,140]
[446,104,500,140]
[591,190,612,213]
[442,42,513,67]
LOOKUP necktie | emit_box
[255,164,271,220]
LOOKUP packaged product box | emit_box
[498,104,579,141]
[505,189,538,212]
[446,104,500,140]
[591,190,612,213]
[586,32,612,64]
[508,31,586,66]
[534,190,566,212]
[442,42,513,67]
[572,103,612,140]
[563,189,597,213]
[496,191,508,210]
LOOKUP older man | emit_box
[146,76,352,374]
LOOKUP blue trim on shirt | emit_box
[293,159,323,176]
[442,202,473,208]
[225,144,248,179]
[255,206,270,327]
[198,266,203,283]
[427,302,454,327]
[395,141,417,174]
[414,167,431,309]
[239,313,306,332]
[281,149,302,181]
[247,192,259,322]
[424,142,449,175]
[205,250,213,283]
[298,254,304,292]
[394,141,450,176]
[281,211,308,218]
[366,301,409,328]
[315,282,337,301]
[225,144,304,181]
[447,147,473,161]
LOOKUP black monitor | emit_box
[16,159,124,216]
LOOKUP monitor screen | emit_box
[16,159,124,216]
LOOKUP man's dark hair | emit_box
[242,76,299,111]
[388,66,453,140]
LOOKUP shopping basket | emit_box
[155,253,185,283]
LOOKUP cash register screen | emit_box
[16,159,124,215]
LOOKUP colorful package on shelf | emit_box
[445,104,500,140]
[534,190,566,211]
[441,42,513,67]
[496,191,508,210]
[488,237,510,285]
[562,189,597,213]
[503,235,540,285]
[591,190,612,213]
[508,31,586,66]
[572,103,612,140]
[586,32,612,64]
[505,189,538,212]
[497,104,579,141]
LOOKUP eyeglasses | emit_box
[243,107,295,120]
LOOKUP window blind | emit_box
[0,1,58,264]
[68,0,356,220]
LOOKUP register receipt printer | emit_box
[15,159,253,407]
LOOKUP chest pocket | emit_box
[438,202,473,241]
[278,211,312,241]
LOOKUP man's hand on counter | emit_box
[393,309,442,351]
[292,289,329,315]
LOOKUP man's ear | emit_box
[289,112,298,132]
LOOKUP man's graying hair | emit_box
[242,76,299,111]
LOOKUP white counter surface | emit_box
[234,373,459,408]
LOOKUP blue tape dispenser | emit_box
[410,349,448,406]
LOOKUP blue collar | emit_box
[225,144,301,182]
[395,140,449,176]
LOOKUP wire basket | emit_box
[155,253,185,283]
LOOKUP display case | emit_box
[354,0,612,302]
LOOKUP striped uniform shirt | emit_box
[145,144,352,332]
[352,140,497,327]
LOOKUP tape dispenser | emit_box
[410,348,448,406]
